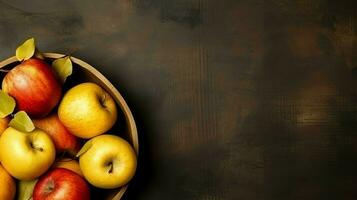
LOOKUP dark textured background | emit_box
[1,0,357,199]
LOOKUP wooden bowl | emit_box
[0,53,139,200]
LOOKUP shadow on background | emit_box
[120,92,157,200]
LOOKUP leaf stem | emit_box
[0,69,9,72]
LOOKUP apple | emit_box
[0,117,10,162]
[33,168,90,200]
[17,179,37,200]
[0,127,56,180]
[0,164,16,200]
[79,134,137,189]
[58,82,117,139]
[53,158,83,177]
[2,58,62,118]
[33,113,81,155]
[0,116,9,135]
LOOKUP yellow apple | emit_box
[53,158,83,177]
[0,164,16,200]
[79,134,137,189]
[0,127,56,180]
[0,117,9,135]
[58,82,117,139]
[0,117,10,162]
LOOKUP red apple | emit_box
[2,58,61,118]
[33,113,81,156]
[33,168,90,200]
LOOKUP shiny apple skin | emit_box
[2,58,62,118]
[33,113,81,156]
[33,168,90,200]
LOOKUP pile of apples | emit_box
[0,38,137,200]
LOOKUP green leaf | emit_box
[17,179,37,200]
[52,56,73,83]
[0,90,16,118]
[9,111,35,132]
[16,38,36,61]
[76,140,92,157]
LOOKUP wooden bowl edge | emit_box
[0,53,139,200]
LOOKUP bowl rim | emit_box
[0,53,139,200]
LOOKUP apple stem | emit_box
[30,142,44,152]
[0,69,9,73]
[100,94,107,108]
[108,162,114,174]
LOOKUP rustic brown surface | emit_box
[1,0,357,199]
